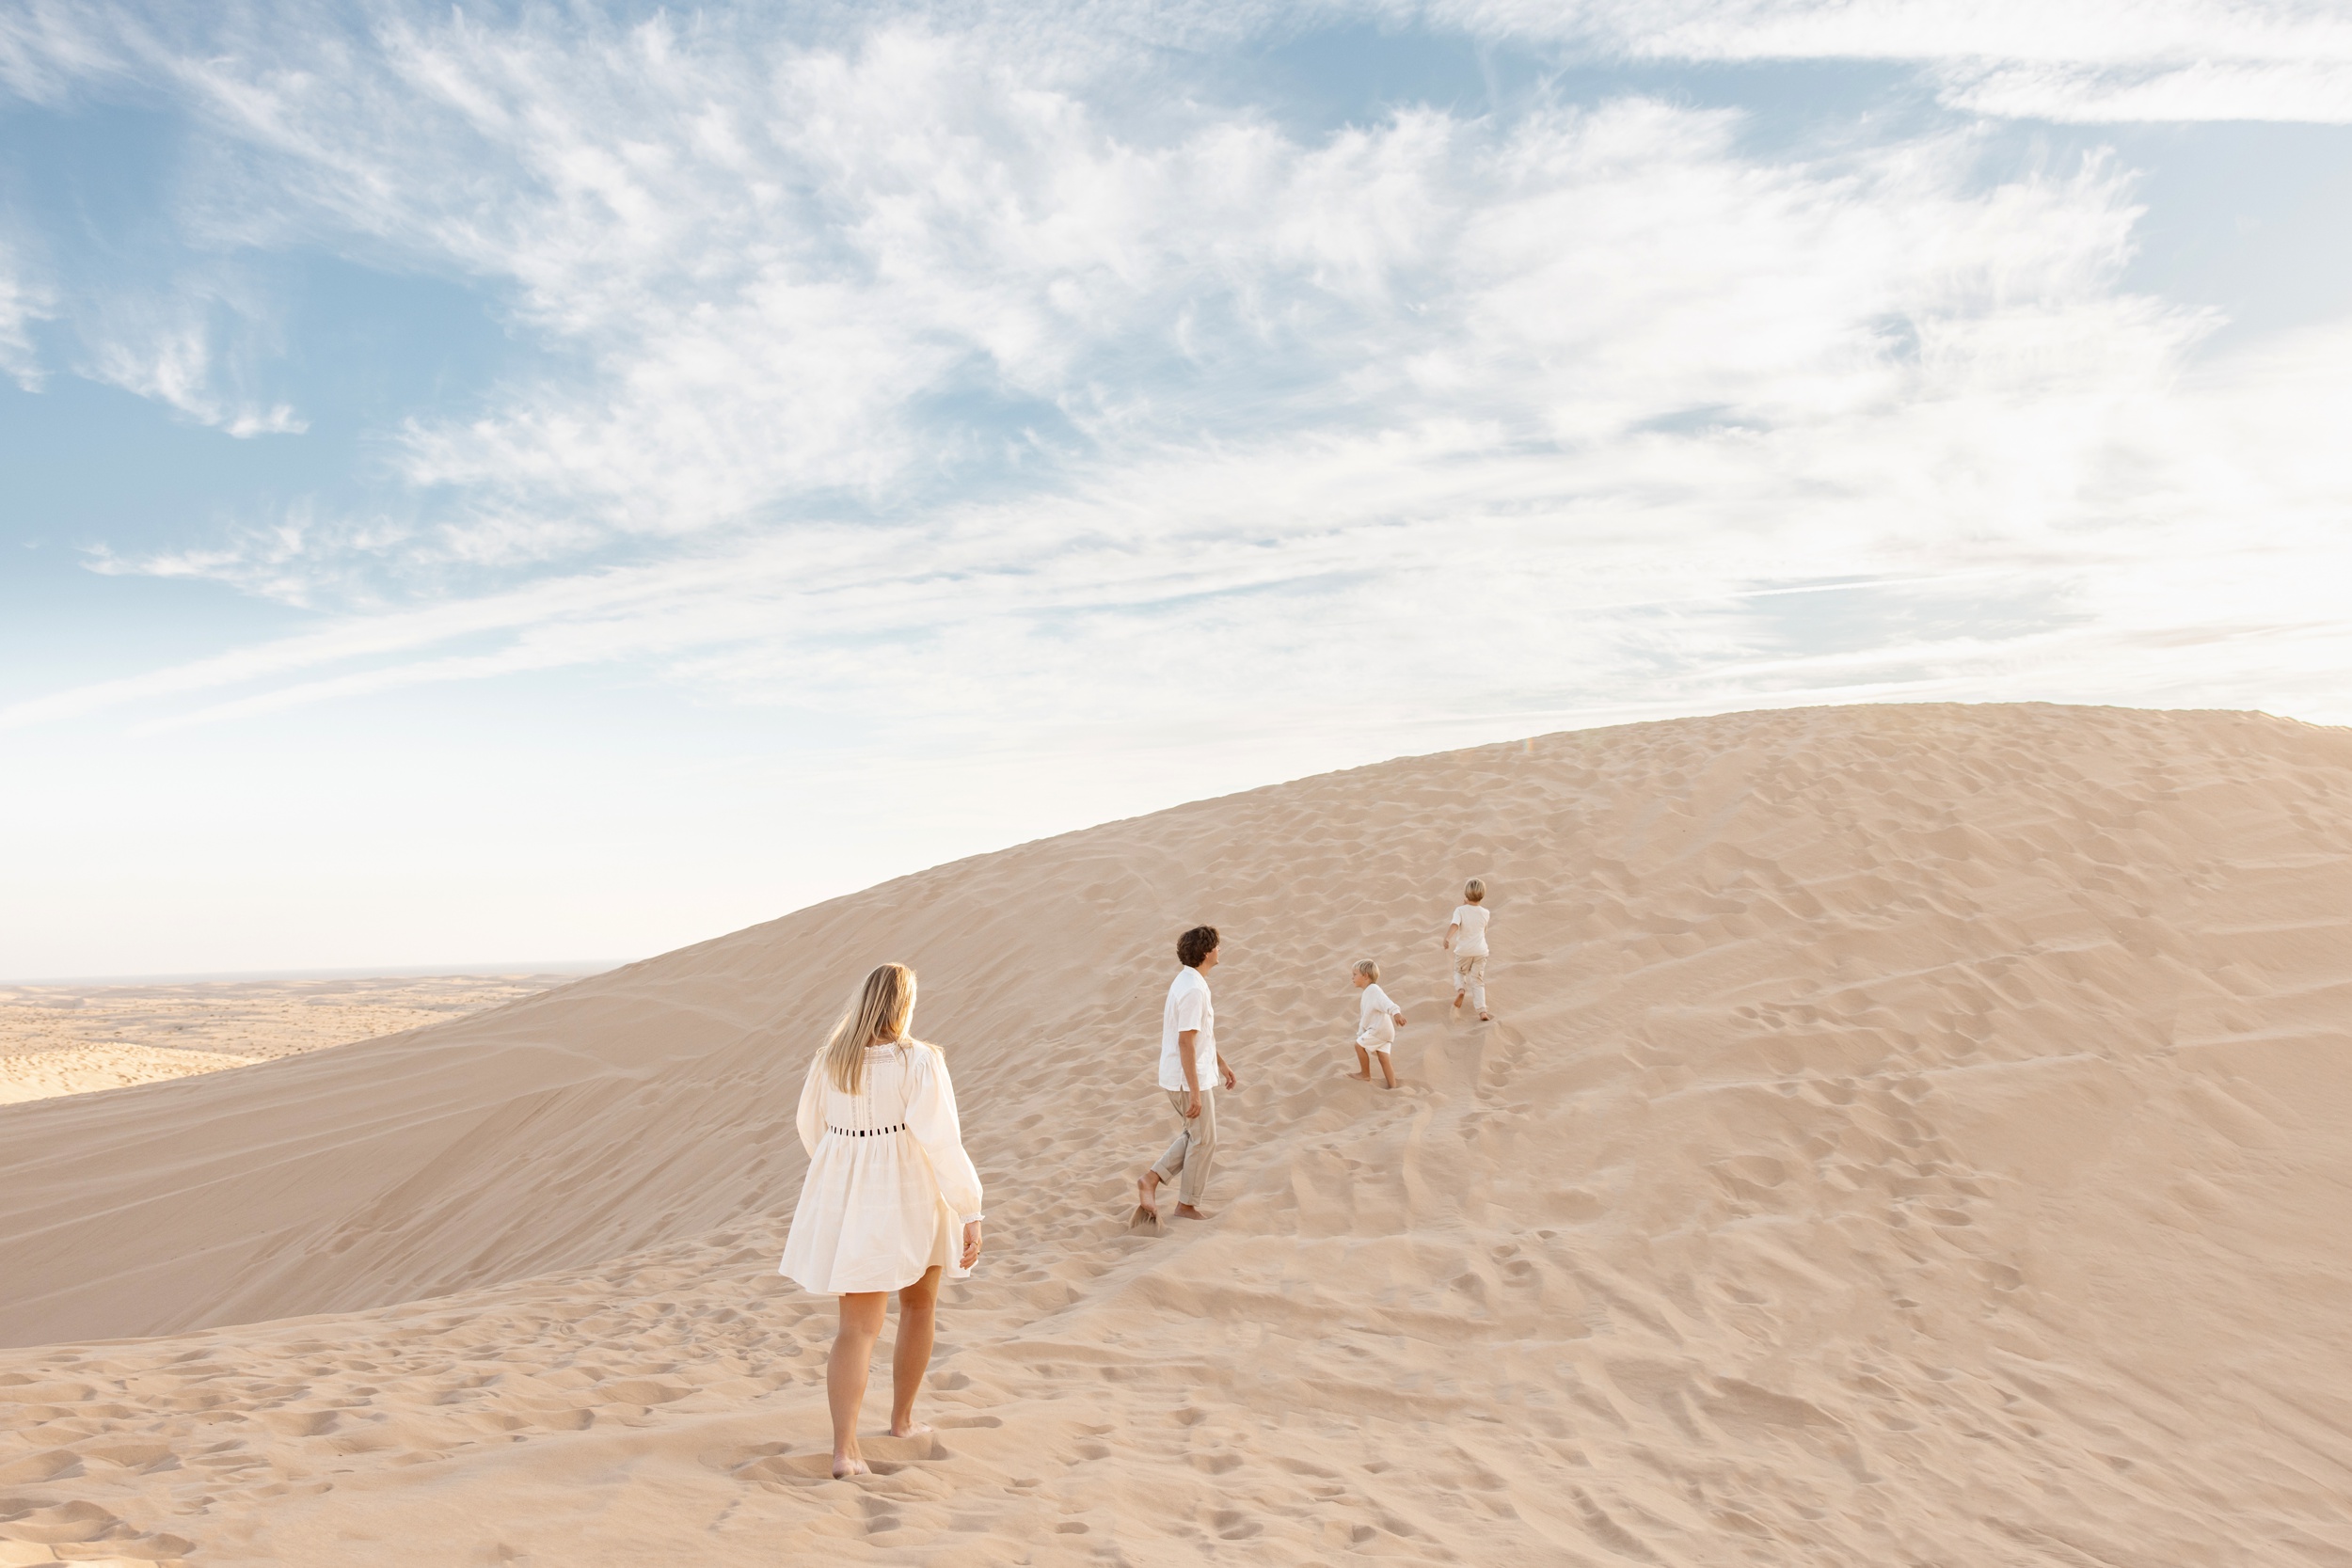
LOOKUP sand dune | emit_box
[4,703,2350,1565]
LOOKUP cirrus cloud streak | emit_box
[3,0,2348,753]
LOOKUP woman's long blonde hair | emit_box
[824,963,918,1094]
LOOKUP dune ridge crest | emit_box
[4,702,2350,1565]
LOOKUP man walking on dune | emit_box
[1136,926,1238,1223]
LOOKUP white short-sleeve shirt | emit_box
[1451,904,1491,956]
[1159,966,1217,1091]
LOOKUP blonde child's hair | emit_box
[1464,878,1486,903]
[1353,958,1380,982]
[824,962,919,1094]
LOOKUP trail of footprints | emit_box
[0,1016,2195,1568]
[0,1230,836,1562]
[8,708,2348,1562]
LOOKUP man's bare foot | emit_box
[1173,1203,1208,1220]
[832,1453,870,1479]
[1137,1171,1161,1213]
[887,1420,933,1439]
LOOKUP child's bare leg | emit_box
[888,1267,943,1437]
[1375,1050,1397,1089]
[828,1291,888,1476]
[1347,1044,1373,1080]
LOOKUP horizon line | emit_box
[0,960,633,989]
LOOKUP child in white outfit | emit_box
[1347,959,1406,1089]
[1445,878,1493,1021]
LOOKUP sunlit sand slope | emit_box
[3,703,2349,1566]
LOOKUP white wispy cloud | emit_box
[1942,59,2352,124]
[81,315,308,436]
[1421,0,2352,121]
[86,499,414,607]
[3,0,2348,757]
[87,20,2146,551]
[0,238,53,390]
[1502,0,2352,62]
[0,0,125,106]
[24,296,2351,746]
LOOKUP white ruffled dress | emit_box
[778,1041,985,1295]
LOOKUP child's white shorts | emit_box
[1356,1030,1393,1055]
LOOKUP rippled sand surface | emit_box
[2,704,2348,1566]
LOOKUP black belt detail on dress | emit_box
[828,1123,908,1138]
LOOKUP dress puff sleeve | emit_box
[796,1053,826,1159]
[906,1045,985,1225]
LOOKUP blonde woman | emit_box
[779,963,984,1479]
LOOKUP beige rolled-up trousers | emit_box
[1151,1086,1217,1207]
[1455,953,1487,1012]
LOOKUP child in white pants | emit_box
[1445,878,1492,1021]
[1346,959,1406,1089]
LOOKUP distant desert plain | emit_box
[2,703,2349,1566]
[0,974,582,1106]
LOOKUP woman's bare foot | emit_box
[1173,1203,1208,1220]
[887,1420,933,1439]
[832,1453,870,1479]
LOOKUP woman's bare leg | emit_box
[828,1291,888,1476]
[889,1266,944,1436]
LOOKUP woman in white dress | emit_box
[780,962,984,1479]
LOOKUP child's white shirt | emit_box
[1357,983,1402,1047]
[1451,904,1491,956]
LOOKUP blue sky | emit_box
[5,1,2351,978]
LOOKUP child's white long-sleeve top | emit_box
[1357,983,1403,1048]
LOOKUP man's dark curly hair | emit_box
[1176,926,1220,969]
